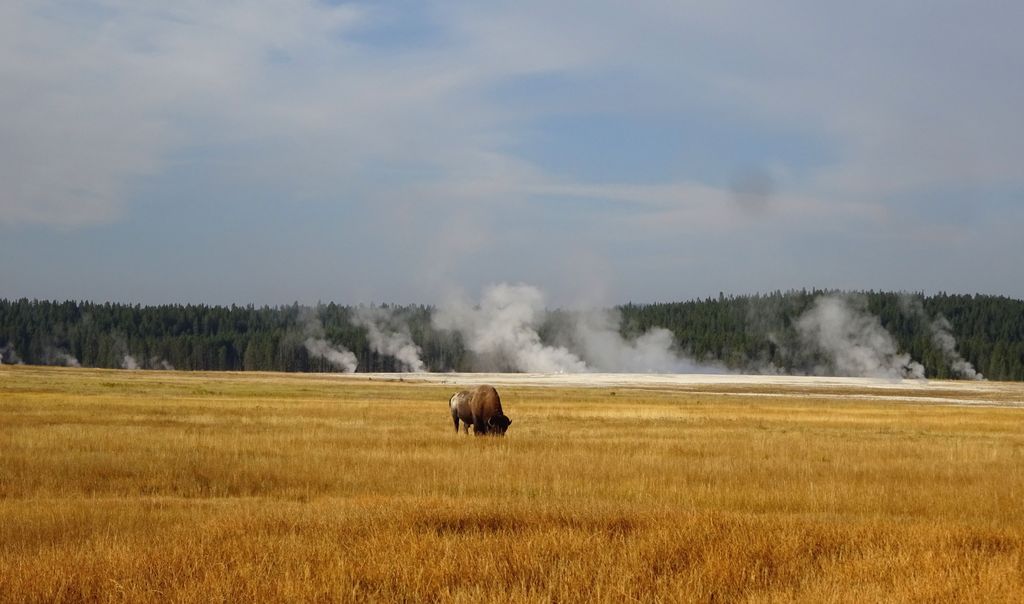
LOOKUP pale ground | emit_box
[335,372,1024,408]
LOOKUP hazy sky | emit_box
[2,1,1022,307]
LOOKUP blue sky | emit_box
[2,1,1022,306]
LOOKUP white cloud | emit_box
[3,1,1022,303]
[1,1,391,226]
[7,1,1022,226]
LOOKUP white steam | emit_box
[122,352,173,370]
[45,347,81,368]
[304,337,358,372]
[795,296,925,379]
[434,283,588,373]
[151,357,175,371]
[898,295,983,380]
[570,308,721,373]
[433,283,716,374]
[351,306,426,372]
[929,316,983,380]
[301,314,358,372]
[0,343,23,365]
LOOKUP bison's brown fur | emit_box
[449,390,474,433]
[449,385,511,436]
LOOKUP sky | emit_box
[2,1,1022,307]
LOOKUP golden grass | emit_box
[1,365,1023,602]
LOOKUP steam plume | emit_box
[929,316,983,380]
[899,295,983,380]
[151,357,175,370]
[122,349,173,370]
[302,314,358,372]
[434,283,717,374]
[795,296,925,379]
[434,283,588,372]
[352,306,426,372]
[570,308,722,373]
[0,343,23,365]
[304,337,358,372]
[45,347,81,368]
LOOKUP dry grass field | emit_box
[1,365,1023,602]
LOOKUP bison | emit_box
[449,385,511,436]
[448,389,473,433]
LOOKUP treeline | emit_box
[1,291,1022,380]
[620,291,1024,381]
[0,300,459,373]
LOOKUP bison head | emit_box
[487,414,512,435]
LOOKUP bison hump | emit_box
[470,384,503,418]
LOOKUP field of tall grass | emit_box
[1,365,1022,602]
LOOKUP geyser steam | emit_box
[570,308,722,373]
[351,306,426,372]
[929,316,983,380]
[302,315,358,373]
[433,283,717,374]
[433,283,588,373]
[795,296,925,379]
[0,343,23,365]
[45,348,81,368]
[898,295,983,380]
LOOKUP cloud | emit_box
[681,3,1024,199]
[0,1,369,227]
[1,3,171,226]
[3,2,1023,304]
[7,3,1021,220]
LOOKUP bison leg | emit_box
[473,418,488,436]
[451,410,460,433]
